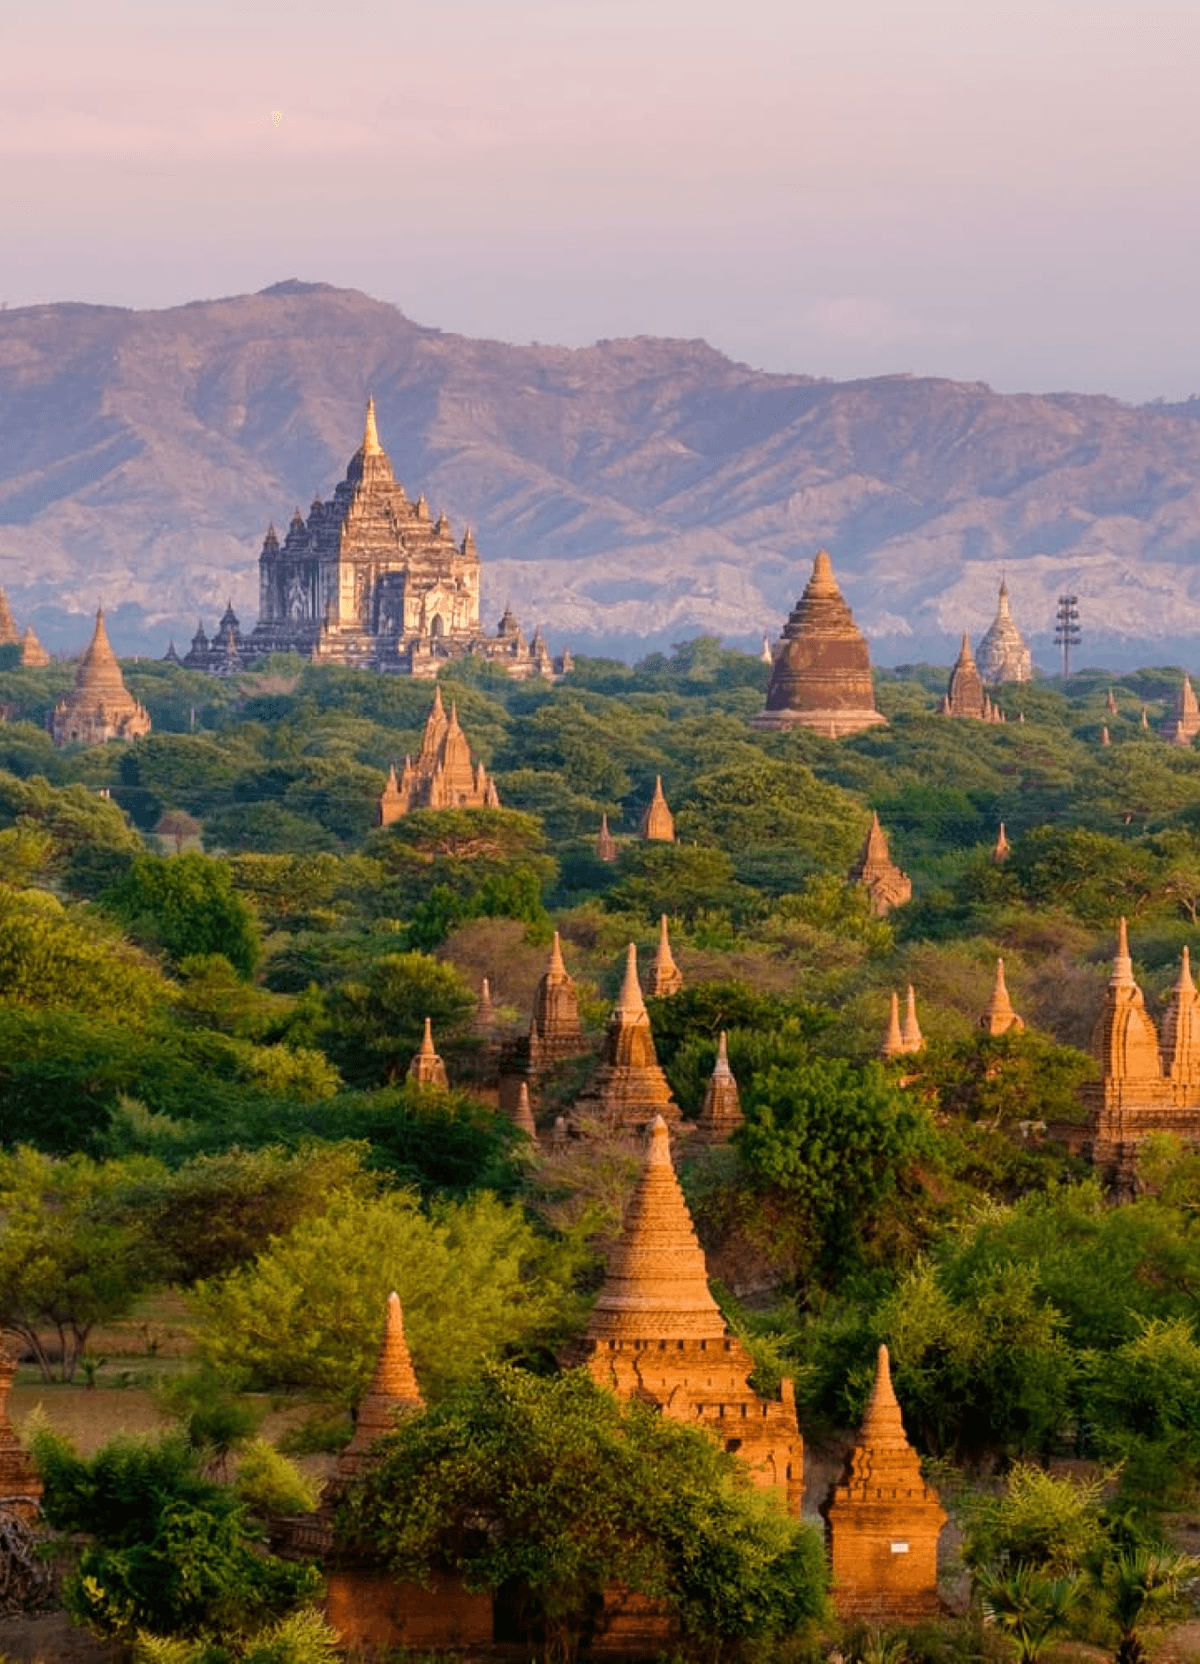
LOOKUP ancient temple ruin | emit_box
[1162,675,1200,746]
[379,689,500,821]
[646,915,683,997]
[595,814,618,862]
[882,988,925,1060]
[1083,922,1200,1174]
[823,1344,945,1620]
[976,580,1032,684]
[245,399,567,680]
[694,1032,743,1143]
[408,1018,449,1088]
[753,550,886,737]
[849,814,912,916]
[641,777,675,842]
[48,609,151,748]
[940,634,1004,722]
[335,1292,425,1481]
[573,945,680,1130]
[0,1347,42,1521]
[0,592,49,667]
[183,603,247,674]
[979,958,1025,1036]
[562,1116,803,1513]
[498,931,589,1116]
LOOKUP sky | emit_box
[3,0,1200,401]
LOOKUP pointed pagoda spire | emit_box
[1101,725,1111,746]
[882,991,905,1060]
[1142,704,1150,728]
[0,590,18,646]
[584,1117,726,1341]
[336,1291,424,1478]
[980,957,1024,1036]
[696,1031,743,1142]
[572,945,679,1128]
[647,914,683,997]
[1106,687,1119,714]
[596,812,618,862]
[641,775,675,841]
[617,942,647,1018]
[993,822,1011,863]
[362,395,383,456]
[475,976,494,1030]
[901,985,924,1054]
[850,813,912,915]
[20,625,49,667]
[859,1344,907,1447]
[942,630,988,718]
[512,1081,538,1139]
[1111,916,1135,989]
[761,633,773,664]
[408,1016,449,1087]
[1161,946,1200,1083]
[50,607,151,747]
[528,930,584,1061]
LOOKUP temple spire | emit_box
[901,984,924,1054]
[882,991,905,1059]
[993,822,1011,862]
[1111,917,1134,988]
[617,942,647,1018]
[336,1290,424,1478]
[363,395,383,456]
[980,957,1024,1036]
[647,914,683,997]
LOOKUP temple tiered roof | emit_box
[572,946,680,1129]
[646,915,683,997]
[48,609,151,748]
[976,579,1032,684]
[940,633,1003,722]
[380,690,500,820]
[850,814,912,916]
[336,1292,425,1479]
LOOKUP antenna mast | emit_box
[1054,594,1080,679]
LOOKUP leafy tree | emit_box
[1094,1548,1199,1664]
[0,1147,159,1380]
[194,1191,582,1402]
[156,809,202,854]
[737,1057,936,1280]
[1087,1317,1200,1502]
[917,1031,1096,1129]
[607,843,750,926]
[101,853,261,978]
[0,882,165,1019]
[337,1363,827,1652]
[975,1563,1080,1664]
[963,1464,1109,1576]
[1008,826,1160,926]
[317,951,475,1087]
[204,801,340,855]
[28,1426,320,1642]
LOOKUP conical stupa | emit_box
[565,1117,803,1511]
[753,551,886,737]
[596,813,618,862]
[1163,675,1200,746]
[336,1291,424,1479]
[849,813,912,915]
[512,1081,538,1138]
[499,931,588,1117]
[19,626,49,668]
[939,633,989,720]
[976,579,1032,684]
[0,591,18,647]
[1090,918,1161,1083]
[48,609,151,748]
[646,915,683,997]
[901,985,924,1055]
[641,776,675,841]
[408,1017,449,1087]
[1160,947,1200,1084]
[881,992,905,1061]
[695,1032,743,1142]
[823,1345,946,1619]
[979,958,1025,1036]
[993,822,1011,863]
[572,945,679,1129]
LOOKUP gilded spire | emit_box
[584,1116,726,1341]
[882,991,905,1059]
[362,395,383,456]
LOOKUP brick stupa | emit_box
[753,550,886,737]
[823,1344,945,1620]
[336,1292,425,1480]
[641,777,675,842]
[694,1032,743,1143]
[849,814,912,916]
[572,945,680,1129]
[564,1116,803,1511]
[1162,675,1200,746]
[940,634,1003,722]
[979,958,1025,1036]
[408,1017,449,1088]
[0,1346,42,1521]
[646,915,683,997]
[380,689,500,821]
[48,609,151,748]
[596,813,618,862]
[993,822,1011,863]
[499,932,589,1116]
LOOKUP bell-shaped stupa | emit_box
[753,551,886,737]
[408,1017,449,1087]
[646,915,683,998]
[823,1344,946,1619]
[48,609,151,748]
[976,579,1032,684]
[336,1291,425,1479]
[564,1116,803,1511]
[694,1032,743,1142]
[979,958,1025,1036]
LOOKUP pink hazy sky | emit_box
[3,0,1198,400]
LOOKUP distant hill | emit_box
[4,279,1200,666]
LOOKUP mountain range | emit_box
[4,279,1200,668]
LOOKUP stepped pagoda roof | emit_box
[976,579,1032,684]
[647,914,683,997]
[336,1291,424,1478]
[753,550,886,737]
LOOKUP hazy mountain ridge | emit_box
[4,280,1200,663]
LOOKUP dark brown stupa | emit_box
[694,1032,743,1143]
[849,814,912,916]
[573,945,679,1129]
[823,1344,945,1619]
[753,551,886,737]
[596,813,618,862]
[564,1117,802,1512]
[498,932,589,1116]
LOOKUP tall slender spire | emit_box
[617,942,646,1018]
[512,1080,538,1138]
[882,991,905,1059]
[980,957,1024,1036]
[408,1016,449,1087]
[993,822,1011,863]
[641,776,675,841]
[695,1031,743,1142]
[362,395,383,456]
[596,812,618,861]
[647,914,683,997]
[572,944,679,1128]
[901,985,924,1054]
[1111,916,1134,988]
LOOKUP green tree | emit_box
[318,952,475,1087]
[0,882,165,1019]
[101,853,261,978]
[975,1563,1080,1664]
[337,1363,827,1653]
[607,843,750,926]
[1094,1548,1199,1664]
[194,1191,582,1403]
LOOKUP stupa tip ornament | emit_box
[752,550,886,738]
